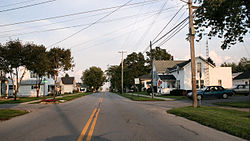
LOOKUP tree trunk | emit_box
[14,90,17,101]
[36,78,42,98]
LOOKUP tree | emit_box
[65,73,70,77]
[206,57,216,66]
[146,47,171,62]
[25,43,49,98]
[221,57,250,73]
[0,40,30,100]
[81,66,106,92]
[106,65,121,92]
[194,0,249,49]
[48,47,74,99]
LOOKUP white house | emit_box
[60,77,76,94]
[1,69,54,97]
[139,74,151,91]
[233,71,250,86]
[153,56,233,94]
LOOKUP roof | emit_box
[139,74,151,80]
[154,60,185,73]
[158,75,176,81]
[233,71,250,80]
[20,80,44,85]
[61,77,75,84]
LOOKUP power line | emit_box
[47,0,134,48]
[0,0,38,8]
[0,7,177,37]
[0,0,160,27]
[142,16,189,53]
[0,0,56,13]
[152,5,185,42]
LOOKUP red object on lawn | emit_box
[41,99,56,102]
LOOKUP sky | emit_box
[0,0,249,83]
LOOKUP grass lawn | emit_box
[158,95,188,100]
[167,106,250,140]
[214,101,250,108]
[134,91,150,95]
[0,109,28,120]
[0,97,49,104]
[117,93,164,101]
[55,92,92,102]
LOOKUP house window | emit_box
[9,85,13,90]
[200,80,204,88]
[30,71,37,78]
[31,85,38,89]
[196,80,199,89]
[176,80,180,89]
[218,80,222,86]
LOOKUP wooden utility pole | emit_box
[150,41,154,99]
[188,0,198,108]
[119,51,127,94]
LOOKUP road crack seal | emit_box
[179,125,199,136]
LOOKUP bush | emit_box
[170,89,187,96]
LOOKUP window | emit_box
[196,80,199,89]
[9,85,13,90]
[218,80,222,86]
[200,80,204,88]
[176,80,180,89]
[30,71,37,78]
[31,85,38,89]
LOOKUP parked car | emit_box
[187,86,234,100]
[232,84,249,96]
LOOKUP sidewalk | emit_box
[127,93,174,101]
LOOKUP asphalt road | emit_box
[0,92,245,141]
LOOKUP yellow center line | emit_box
[77,108,97,141]
[86,108,101,141]
[77,93,104,141]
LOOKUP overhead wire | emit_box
[0,0,38,8]
[47,0,134,48]
[0,0,56,13]
[0,0,160,27]
[152,5,185,42]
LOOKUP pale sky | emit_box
[0,0,249,82]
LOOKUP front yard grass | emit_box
[117,93,164,101]
[214,101,250,108]
[0,97,48,104]
[0,109,28,120]
[55,92,92,102]
[158,95,188,100]
[167,106,250,140]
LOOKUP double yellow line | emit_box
[77,94,104,141]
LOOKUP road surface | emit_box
[0,92,245,141]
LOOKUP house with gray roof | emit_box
[60,77,76,94]
[153,56,232,94]
[233,71,250,86]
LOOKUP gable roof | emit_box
[158,75,176,81]
[139,74,151,80]
[61,77,75,84]
[233,71,250,80]
[154,60,185,73]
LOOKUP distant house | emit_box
[139,74,151,91]
[76,83,87,92]
[153,56,232,94]
[233,71,250,86]
[60,77,76,94]
[0,70,54,97]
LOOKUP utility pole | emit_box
[188,0,198,108]
[150,41,154,99]
[118,51,127,94]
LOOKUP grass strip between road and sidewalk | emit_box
[167,106,250,140]
[157,95,188,100]
[117,93,164,101]
[214,101,250,108]
[55,92,92,102]
[0,109,28,121]
[0,97,51,104]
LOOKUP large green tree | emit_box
[25,44,50,98]
[48,47,74,99]
[106,65,121,92]
[146,47,171,62]
[0,40,30,100]
[81,66,106,92]
[194,0,249,49]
